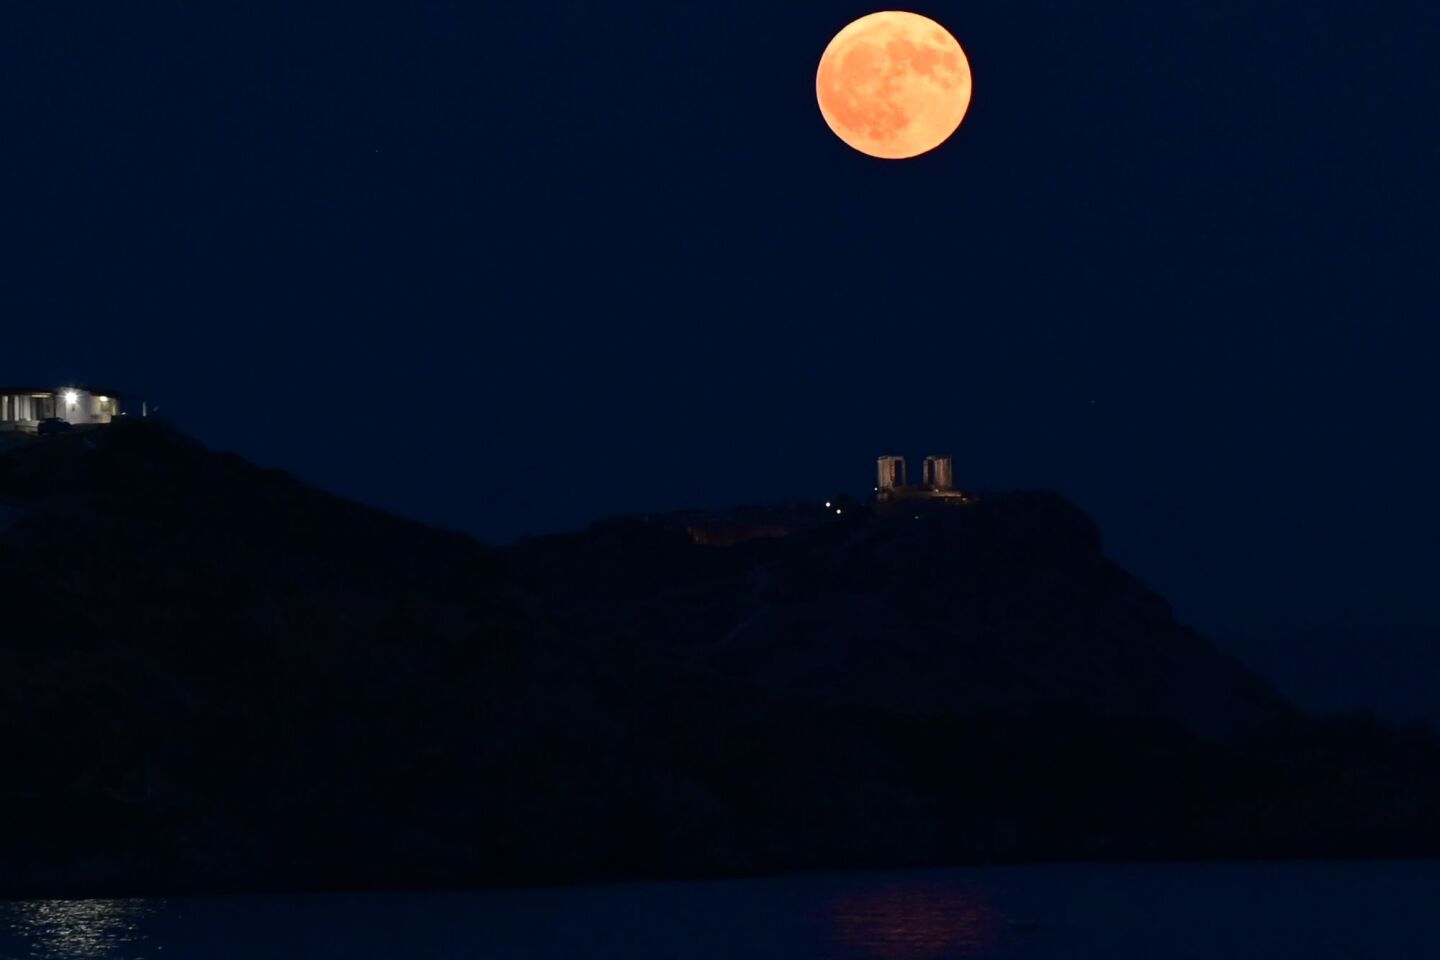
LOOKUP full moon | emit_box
[816,11,973,160]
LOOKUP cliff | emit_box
[513,494,1286,735]
[0,422,1436,895]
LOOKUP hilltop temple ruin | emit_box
[874,455,973,505]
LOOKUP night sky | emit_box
[5,2,1438,718]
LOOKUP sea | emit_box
[0,861,1435,959]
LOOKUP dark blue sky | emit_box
[5,2,1438,715]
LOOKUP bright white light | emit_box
[824,502,832,509]
[63,390,78,406]
[835,509,843,515]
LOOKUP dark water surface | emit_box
[1,862,1436,959]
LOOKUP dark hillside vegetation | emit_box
[0,423,1436,895]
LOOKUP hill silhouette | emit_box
[0,422,1436,895]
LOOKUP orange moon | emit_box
[816,11,973,159]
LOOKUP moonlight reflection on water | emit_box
[0,899,156,959]
[829,881,1002,959]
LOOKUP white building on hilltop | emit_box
[0,386,145,433]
